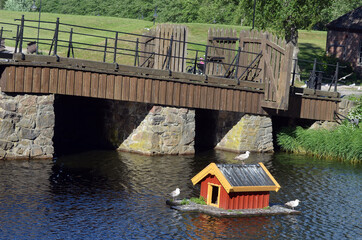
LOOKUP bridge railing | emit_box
[0,16,263,84]
[291,58,346,92]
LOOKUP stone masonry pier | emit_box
[0,92,54,160]
[0,91,275,159]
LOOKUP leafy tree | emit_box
[317,0,362,30]
[6,0,360,45]
[197,0,241,24]
[153,0,180,22]
[4,0,33,11]
[0,0,6,9]
[240,0,331,44]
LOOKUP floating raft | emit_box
[166,200,301,217]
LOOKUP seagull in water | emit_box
[285,199,300,210]
[234,151,250,163]
[170,188,180,201]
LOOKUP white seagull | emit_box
[285,199,300,210]
[170,188,180,201]
[234,151,250,162]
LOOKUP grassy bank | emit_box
[1,10,325,60]
[277,125,362,163]
[277,96,362,163]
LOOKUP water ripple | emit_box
[0,151,360,239]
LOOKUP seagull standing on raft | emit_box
[170,188,180,201]
[285,199,300,210]
[234,151,250,164]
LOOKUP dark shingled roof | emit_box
[326,6,362,33]
[216,163,275,187]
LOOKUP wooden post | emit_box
[14,25,20,53]
[134,38,139,66]
[260,32,267,84]
[19,15,25,54]
[67,28,74,58]
[0,27,3,50]
[291,58,297,86]
[103,37,108,63]
[334,62,339,92]
[277,42,293,110]
[182,27,186,72]
[53,18,59,56]
[113,32,118,63]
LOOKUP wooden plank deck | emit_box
[0,54,340,121]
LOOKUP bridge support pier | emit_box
[215,114,274,153]
[0,92,54,160]
[105,104,195,155]
[0,91,273,159]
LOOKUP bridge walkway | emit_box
[0,16,341,121]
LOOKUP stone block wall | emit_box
[338,98,359,117]
[0,91,275,158]
[0,92,54,160]
[215,114,273,153]
[104,102,195,155]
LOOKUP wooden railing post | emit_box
[113,32,118,63]
[14,25,19,53]
[18,15,25,55]
[204,45,208,75]
[181,27,186,72]
[0,27,3,47]
[334,62,339,92]
[53,18,59,56]
[308,58,317,89]
[134,38,139,66]
[291,58,298,87]
[48,18,60,57]
[103,37,108,62]
[67,28,74,58]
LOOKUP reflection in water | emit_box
[0,150,360,239]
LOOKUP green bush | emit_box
[277,97,362,163]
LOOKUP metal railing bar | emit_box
[295,58,347,68]
[10,19,263,59]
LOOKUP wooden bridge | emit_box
[0,17,341,121]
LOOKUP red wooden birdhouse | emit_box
[191,162,281,209]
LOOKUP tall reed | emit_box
[277,125,362,163]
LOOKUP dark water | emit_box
[0,150,361,239]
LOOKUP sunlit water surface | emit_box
[0,150,361,239]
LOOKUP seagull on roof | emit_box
[285,199,300,210]
[234,151,250,163]
[170,188,180,201]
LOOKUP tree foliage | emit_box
[4,0,33,11]
[0,0,6,9]
[318,0,362,30]
[240,0,332,44]
[2,0,361,42]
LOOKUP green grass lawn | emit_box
[0,9,348,79]
[298,30,327,59]
[1,10,324,58]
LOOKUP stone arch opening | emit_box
[53,95,114,156]
[194,109,219,152]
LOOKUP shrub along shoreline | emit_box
[277,125,361,163]
[277,96,361,163]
